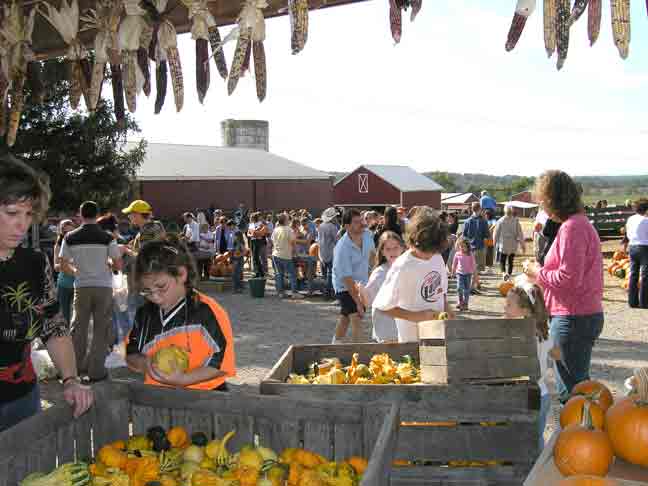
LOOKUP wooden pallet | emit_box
[524,431,648,485]
[261,343,541,484]
[0,382,395,486]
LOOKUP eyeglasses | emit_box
[140,278,171,298]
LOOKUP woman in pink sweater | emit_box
[525,171,604,403]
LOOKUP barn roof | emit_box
[441,192,478,204]
[130,142,331,181]
[335,165,443,192]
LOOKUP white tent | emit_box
[498,201,539,209]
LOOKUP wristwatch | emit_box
[62,376,81,386]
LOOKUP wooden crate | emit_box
[418,318,540,384]
[525,431,648,485]
[0,382,395,486]
[261,343,541,484]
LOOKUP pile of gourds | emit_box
[21,424,369,486]
[553,369,648,482]
[209,252,235,278]
[607,250,631,290]
[287,353,420,385]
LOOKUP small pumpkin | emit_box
[167,426,190,449]
[346,456,368,475]
[612,250,627,261]
[191,469,222,486]
[557,476,619,486]
[554,402,614,477]
[572,380,614,412]
[606,367,648,467]
[560,395,605,430]
[97,445,128,469]
[109,440,127,451]
[499,281,514,297]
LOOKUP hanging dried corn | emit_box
[543,0,556,57]
[178,0,216,104]
[39,0,90,110]
[568,0,588,26]
[289,0,308,54]
[228,28,251,96]
[410,0,422,22]
[555,0,570,70]
[154,60,167,114]
[611,0,630,59]
[240,40,252,77]
[139,23,153,97]
[158,20,183,112]
[80,0,122,112]
[208,25,228,80]
[0,3,36,146]
[587,0,601,45]
[505,0,536,52]
[110,63,126,128]
[118,0,149,113]
[252,0,267,102]
[389,0,402,44]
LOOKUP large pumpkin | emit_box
[499,281,514,297]
[557,476,619,486]
[606,368,648,467]
[554,403,614,477]
[560,396,605,430]
[572,380,614,412]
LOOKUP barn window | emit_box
[358,173,369,193]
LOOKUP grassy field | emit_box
[582,193,644,206]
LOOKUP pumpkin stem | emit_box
[580,401,594,430]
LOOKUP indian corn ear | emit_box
[410,0,422,21]
[610,0,630,59]
[543,0,556,57]
[208,25,228,79]
[253,40,266,102]
[505,0,536,52]
[389,0,402,44]
[555,0,570,70]
[588,0,601,45]
[568,0,588,26]
[167,47,184,112]
[195,38,210,104]
[154,60,168,114]
[110,63,126,128]
[227,28,251,96]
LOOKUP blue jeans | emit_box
[538,394,551,451]
[231,257,244,291]
[457,273,472,305]
[628,245,648,308]
[57,284,74,325]
[0,384,41,432]
[321,261,333,297]
[295,255,315,292]
[273,257,297,294]
[550,313,604,401]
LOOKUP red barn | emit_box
[132,142,333,218]
[333,165,443,209]
[511,190,535,204]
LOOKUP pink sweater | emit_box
[537,213,603,316]
[452,252,476,275]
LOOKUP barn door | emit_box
[358,173,369,193]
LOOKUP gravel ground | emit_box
[41,237,646,445]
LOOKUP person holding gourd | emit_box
[125,237,236,390]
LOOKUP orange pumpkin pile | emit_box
[607,250,632,291]
[208,252,235,278]
[554,371,648,481]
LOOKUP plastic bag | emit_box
[31,348,58,380]
[112,272,128,312]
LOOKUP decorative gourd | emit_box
[557,476,619,486]
[614,268,626,279]
[128,435,153,452]
[346,456,368,475]
[561,395,605,430]
[554,402,614,477]
[98,445,128,469]
[309,243,319,258]
[132,457,160,486]
[606,368,648,467]
[152,346,190,375]
[499,281,514,297]
[167,426,190,449]
[613,250,627,261]
[572,380,614,412]
[191,469,222,486]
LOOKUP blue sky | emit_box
[131,0,648,176]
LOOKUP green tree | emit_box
[1,59,146,213]
[427,172,457,192]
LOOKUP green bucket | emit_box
[249,277,266,298]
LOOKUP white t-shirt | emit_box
[183,221,200,243]
[626,214,648,246]
[374,250,448,343]
[537,336,555,396]
[363,263,398,343]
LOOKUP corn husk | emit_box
[122,51,137,113]
[252,40,266,102]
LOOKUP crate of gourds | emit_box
[261,342,542,485]
[525,370,648,486]
[607,250,634,291]
[0,382,398,486]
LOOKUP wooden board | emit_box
[524,431,648,486]
[419,318,540,383]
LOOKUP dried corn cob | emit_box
[241,40,251,77]
[588,0,601,45]
[556,0,570,70]
[568,0,588,26]
[289,0,308,54]
[611,0,630,59]
[389,0,402,44]
[110,63,125,127]
[208,25,228,79]
[7,68,25,147]
[166,47,183,112]
[122,51,137,113]
[253,40,266,102]
[137,48,151,96]
[154,60,167,114]
[543,0,556,57]
[196,38,209,103]
[505,0,537,53]
[410,0,422,22]
[228,28,251,96]
[27,61,44,104]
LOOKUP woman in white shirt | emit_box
[626,199,648,308]
[182,212,200,251]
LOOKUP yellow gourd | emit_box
[167,427,190,449]
[294,449,326,468]
[97,445,128,469]
[132,457,160,486]
[235,466,260,486]
[128,435,153,452]
[288,463,304,485]
[191,469,223,486]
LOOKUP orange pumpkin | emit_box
[309,243,319,258]
[560,395,605,430]
[557,476,619,486]
[606,368,648,467]
[572,380,614,412]
[499,281,514,297]
[167,426,189,449]
[554,402,614,477]
[346,456,368,475]
[612,250,627,261]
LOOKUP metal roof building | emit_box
[333,165,444,209]
[130,141,333,218]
